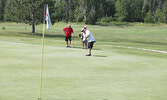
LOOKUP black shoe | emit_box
[69,46,71,48]
[66,46,69,48]
[86,54,91,56]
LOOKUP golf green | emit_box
[0,23,167,100]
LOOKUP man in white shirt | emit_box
[83,28,96,56]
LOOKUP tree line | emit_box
[1,0,167,33]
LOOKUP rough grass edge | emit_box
[96,21,167,27]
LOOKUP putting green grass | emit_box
[0,23,167,100]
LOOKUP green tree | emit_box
[65,0,69,23]
[73,0,83,22]
[75,0,88,22]
[95,0,115,22]
[69,0,75,22]
[0,0,7,21]
[4,0,16,22]
[115,0,128,22]
[5,0,56,33]
[104,0,116,18]
[85,0,103,24]
[115,0,144,22]
[163,0,167,23]
[0,0,2,21]
[54,0,66,22]
[131,0,144,22]
[154,8,164,23]
[144,11,153,23]
[157,0,165,9]
[53,0,76,23]
[142,0,150,20]
[3,0,167,24]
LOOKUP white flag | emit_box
[45,4,51,30]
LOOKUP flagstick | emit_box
[38,4,46,100]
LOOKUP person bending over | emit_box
[83,28,96,56]
[81,28,87,49]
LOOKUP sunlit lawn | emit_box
[0,23,167,100]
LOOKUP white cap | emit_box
[81,28,84,32]
[84,26,87,28]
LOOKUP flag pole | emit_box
[38,4,46,100]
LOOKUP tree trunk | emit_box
[150,0,153,12]
[69,0,73,22]
[157,0,164,9]
[32,24,35,34]
[65,0,69,23]
[31,13,35,34]
[77,6,81,22]
[100,3,103,19]
[149,0,154,20]
[83,3,87,20]
[131,0,134,22]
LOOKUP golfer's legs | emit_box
[89,48,91,54]
[85,43,87,49]
[69,41,71,46]
[66,41,69,46]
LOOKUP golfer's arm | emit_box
[85,35,89,39]
[63,30,66,33]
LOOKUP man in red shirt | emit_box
[63,24,74,48]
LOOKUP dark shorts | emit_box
[88,41,95,49]
[83,39,87,44]
[65,36,71,41]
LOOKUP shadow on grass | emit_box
[93,55,107,57]
[18,32,79,39]
[35,33,65,38]
[72,46,102,50]
[93,48,101,50]
[71,46,82,49]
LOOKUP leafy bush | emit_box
[100,16,113,23]
[144,11,153,23]
[154,8,164,23]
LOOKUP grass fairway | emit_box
[0,23,167,100]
